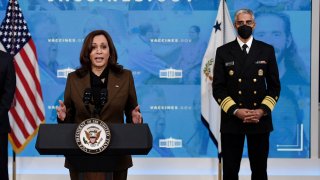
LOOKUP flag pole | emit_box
[12,151,16,180]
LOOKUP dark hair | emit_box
[255,11,296,57]
[255,11,291,38]
[76,30,123,77]
[255,11,308,83]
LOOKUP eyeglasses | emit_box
[236,20,254,26]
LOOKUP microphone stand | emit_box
[83,88,108,118]
[83,88,94,118]
[93,88,108,118]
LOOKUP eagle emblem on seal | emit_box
[75,118,111,154]
[85,128,101,144]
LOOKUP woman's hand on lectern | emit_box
[56,100,66,121]
[132,105,142,124]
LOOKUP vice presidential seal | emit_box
[75,118,111,154]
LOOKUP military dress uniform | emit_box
[212,38,281,180]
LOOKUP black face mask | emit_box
[237,25,252,39]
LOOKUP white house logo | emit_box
[57,67,75,79]
[75,118,111,154]
[159,67,182,79]
[159,137,183,148]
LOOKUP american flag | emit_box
[0,0,45,153]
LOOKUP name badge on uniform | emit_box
[255,60,267,64]
[258,69,264,76]
[225,61,234,66]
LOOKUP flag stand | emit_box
[12,151,16,180]
[218,160,222,180]
[218,153,222,180]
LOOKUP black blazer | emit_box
[212,39,281,134]
[0,50,16,133]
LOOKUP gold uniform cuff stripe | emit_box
[265,96,276,105]
[262,96,276,111]
[221,97,236,113]
[221,97,232,108]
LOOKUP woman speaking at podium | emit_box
[56,30,142,180]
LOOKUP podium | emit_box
[35,123,153,171]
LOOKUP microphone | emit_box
[83,88,92,105]
[93,88,108,116]
[100,88,108,106]
[83,88,93,116]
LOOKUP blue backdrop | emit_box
[2,0,311,158]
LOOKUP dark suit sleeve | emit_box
[259,46,281,114]
[0,55,16,111]
[124,70,138,123]
[212,47,238,116]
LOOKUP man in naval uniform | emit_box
[212,9,281,180]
